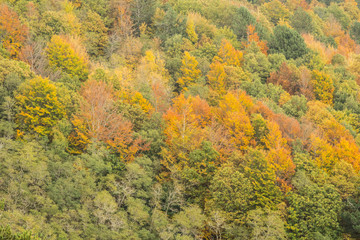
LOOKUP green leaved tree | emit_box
[269,25,308,60]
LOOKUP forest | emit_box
[1,0,360,239]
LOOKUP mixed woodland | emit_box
[2,0,360,239]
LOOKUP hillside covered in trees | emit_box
[2,0,360,239]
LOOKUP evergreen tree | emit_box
[269,25,308,60]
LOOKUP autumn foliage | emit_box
[68,80,145,162]
[46,35,89,81]
[15,77,65,137]
[216,39,243,67]
[3,0,360,239]
[0,4,28,58]
[243,25,268,55]
[177,51,201,91]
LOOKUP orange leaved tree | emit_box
[0,4,28,58]
[68,80,145,162]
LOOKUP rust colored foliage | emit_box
[69,80,145,162]
[111,1,133,38]
[268,63,301,95]
[299,66,314,100]
[0,4,28,59]
[255,102,303,144]
[253,103,297,189]
[152,81,170,113]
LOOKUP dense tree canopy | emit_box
[1,0,360,239]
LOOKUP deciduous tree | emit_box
[15,76,65,137]
[69,80,144,161]
[213,92,254,155]
[268,62,301,95]
[82,11,109,56]
[0,4,28,59]
[216,39,242,67]
[207,60,226,94]
[261,0,290,25]
[46,35,89,81]
[177,52,201,91]
[311,70,334,105]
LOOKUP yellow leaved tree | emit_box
[15,76,66,137]
[46,35,89,81]
[177,51,201,92]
